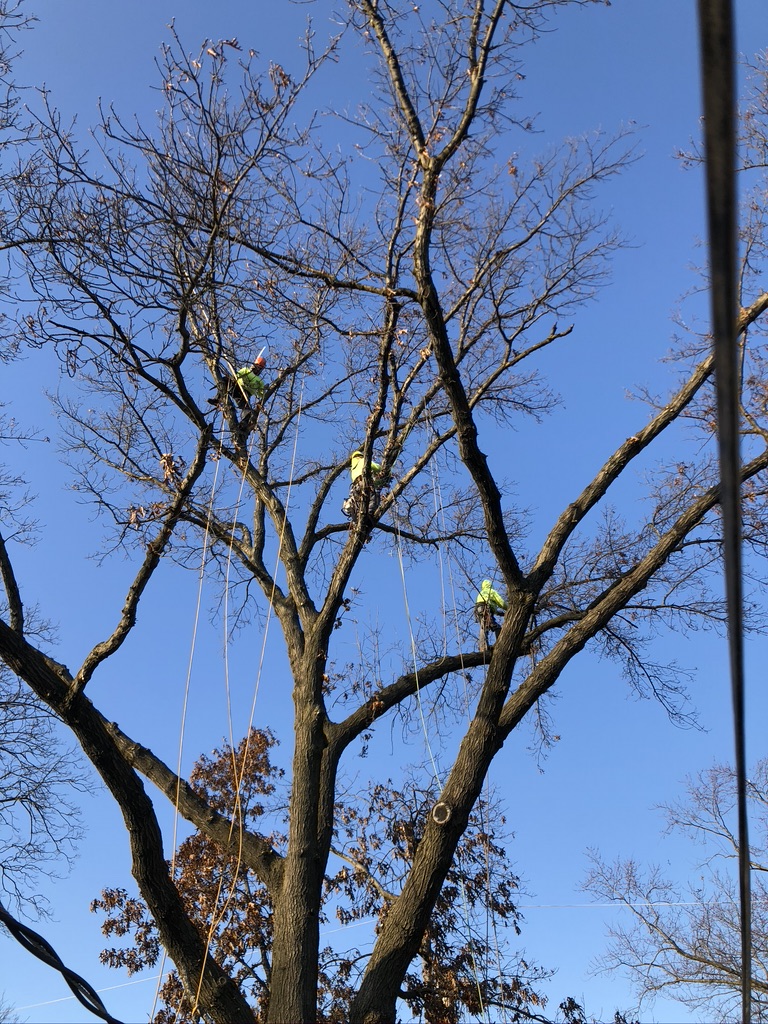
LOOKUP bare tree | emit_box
[1,362,91,919]
[0,668,90,915]
[0,994,19,1024]
[0,3,767,1023]
[585,760,768,1023]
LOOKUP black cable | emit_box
[0,899,125,1024]
[696,2,752,1021]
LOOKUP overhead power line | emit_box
[0,899,124,1024]
[696,1,752,1021]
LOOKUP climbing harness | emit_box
[208,347,268,421]
[341,477,382,520]
[475,600,500,654]
[341,448,385,521]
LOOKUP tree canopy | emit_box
[0,1,767,1022]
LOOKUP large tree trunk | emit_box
[267,652,330,1024]
[348,599,531,1024]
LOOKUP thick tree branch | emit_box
[357,0,428,162]
[531,293,768,593]
[72,429,212,694]
[501,445,768,735]
[328,650,487,751]
[0,621,255,1022]
[416,194,526,591]
[0,528,23,632]
[432,0,507,170]
[103,718,285,894]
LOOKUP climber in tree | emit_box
[342,448,385,520]
[208,354,267,411]
[474,579,507,652]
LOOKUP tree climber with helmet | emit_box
[342,447,384,520]
[233,358,266,406]
[474,579,507,653]
[208,353,267,411]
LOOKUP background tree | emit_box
[2,404,91,919]
[0,995,19,1024]
[0,667,90,915]
[0,2,767,1023]
[585,760,768,1023]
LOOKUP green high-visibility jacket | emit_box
[235,366,265,399]
[350,452,381,483]
[475,581,507,614]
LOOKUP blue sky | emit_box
[1,1,767,1022]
